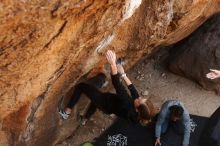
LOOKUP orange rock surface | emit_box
[0,0,219,145]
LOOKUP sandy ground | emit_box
[56,48,220,146]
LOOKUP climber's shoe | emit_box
[77,112,88,126]
[80,118,88,126]
[59,109,70,120]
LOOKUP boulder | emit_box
[0,0,219,145]
[168,12,220,94]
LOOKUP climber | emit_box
[154,100,191,146]
[59,50,155,125]
[206,69,220,79]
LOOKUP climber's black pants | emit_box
[67,83,112,119]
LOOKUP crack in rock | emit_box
[43,21,67,49]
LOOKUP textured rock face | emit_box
[168,13,220,94]
[0,0,219,146]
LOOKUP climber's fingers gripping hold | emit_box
[106,50,117,65]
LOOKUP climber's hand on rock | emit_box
[206,69,220,79]
[106,50,116,66]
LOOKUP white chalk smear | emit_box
[123,0,142,21]
[167,0,174,23]
[96,34,114,53]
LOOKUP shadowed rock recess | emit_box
[0,0,219,146]
[168,12,220,94]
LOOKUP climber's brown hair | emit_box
[137,98,155,126]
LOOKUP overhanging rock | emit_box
[0,0,219,145]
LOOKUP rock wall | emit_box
[0,0,219,146]
[168,12,220,94]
